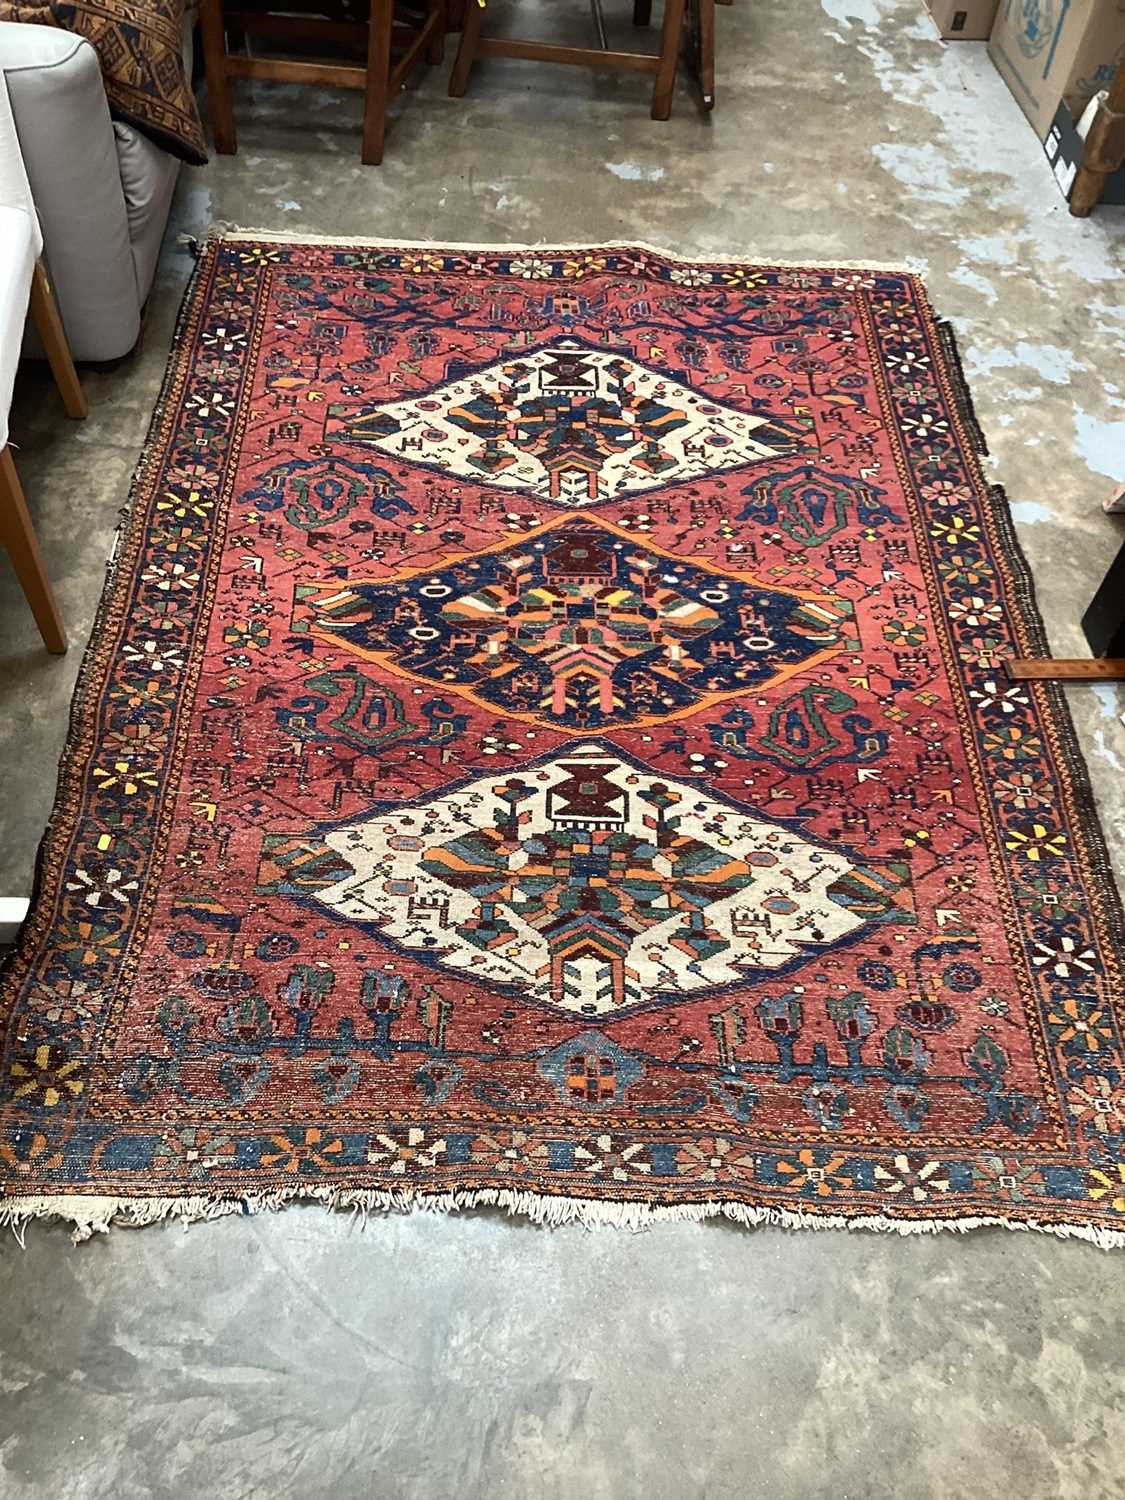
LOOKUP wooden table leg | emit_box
[362,0,393,165]
[448,0,485,96]
[651,0,686,119]
[199,0,238,154]
[0,448,66,655]
[28,264,87,421]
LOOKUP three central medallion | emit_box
[263,341,904,1017]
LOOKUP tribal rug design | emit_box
[330,339,810,505]
[1,238,1123,1243]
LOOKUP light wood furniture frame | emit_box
[1007,534,1125,683]
[199,0,446,166]
[1070,58,1125,218]
[1,263,87,656]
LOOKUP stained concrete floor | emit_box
[2,0,1124,1495]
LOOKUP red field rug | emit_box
[2,237,1123,1243]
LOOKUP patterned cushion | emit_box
[0,0,206,164]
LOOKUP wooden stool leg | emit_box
[634,0,653,24]
[448,0,485,96]
[28,264,86,421]
[362,0,393,165]
[652,0,686,120]
[0,448,66,655]
[199,0,237,154]
[427,0,446,64]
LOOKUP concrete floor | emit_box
[2,1,1124,1495]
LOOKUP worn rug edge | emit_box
[4,1186,1125,1247]
[4,234,1124,1247]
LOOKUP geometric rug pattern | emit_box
[0,239,1121,1243]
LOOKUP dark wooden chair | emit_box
[449,0,695,121]
[632,0,716,110]
[198,0,446,165]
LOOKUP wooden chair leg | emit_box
[28,264,86,421]
[426,0,446,64]
[199,0,237,154]
[652,0,687,120]
[634,0,653,24]
[0,448,66,655]
[362,0,393,165]
[696,0,715,110]
[448,0,485,96]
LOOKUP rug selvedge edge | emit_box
[921,301,1125,1011]
[0,246,221,996]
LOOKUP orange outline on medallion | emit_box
[295,510,860,730]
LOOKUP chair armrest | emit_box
[0,21,141,360]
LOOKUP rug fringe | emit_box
[2,1186,1123,1249]
[188,226,918,275]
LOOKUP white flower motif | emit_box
[507,257,554,279]
[367,1127,447,1173]
[970,678,1029,715]
[948,595,1003,627]
[141,562,200,593]
[122,639,185,675]
[668,266,711,287]
[1030,934,1096,979]
[185,389,234,421]
[66,866,138,909]
[874,1154,951,1202]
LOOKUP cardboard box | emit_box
[927,1,999,40]
[989,0,1125,139]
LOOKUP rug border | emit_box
[189,226,921,272]
[0,249,217,996]
[3,236,1123,1247]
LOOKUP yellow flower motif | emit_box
[93,761,158,796]
[930,514,981,544]
[157,488,213,522]
[11,1045,84,1107]
[1004,821,1066,861]
[1087,1165,1125,1213]
[237,246,281,266]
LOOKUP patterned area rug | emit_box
[3,238,1123,1244]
